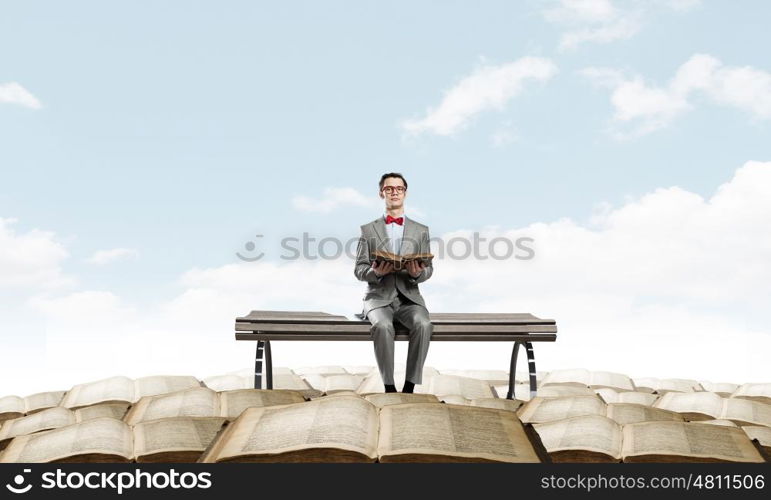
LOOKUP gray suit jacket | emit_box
[354,215,433,318]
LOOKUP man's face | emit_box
[379,177,407,210]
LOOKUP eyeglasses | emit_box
[382,186,406,194]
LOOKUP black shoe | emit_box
[385,384,397,393]
[402,381,415,393]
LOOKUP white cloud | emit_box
[0,82,42,109]
[401,57,558,137]
[0,217,72,289]
[542,0,700,51]
[86,248,139,265]
[582,54,771,138]
[292,187,380,214]
[3,160,768,396]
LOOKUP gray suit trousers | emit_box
[365,290,433,386]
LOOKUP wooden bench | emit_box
[235,310,557,400]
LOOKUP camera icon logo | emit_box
[5,469,33,494]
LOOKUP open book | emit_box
[518,396,684,425]
[0,391,67,422]
[0,404,129,451]
[653,391,771,426]
[124,387,306,425]
[533,415,766,463]
[198,395,542,463]
[0,416,227,463]
[371,250,433,271]
[60,376,203,409]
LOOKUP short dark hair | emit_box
[379,172,408,191]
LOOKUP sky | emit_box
[1,0,770,396]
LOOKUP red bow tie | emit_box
[386,215,404,225]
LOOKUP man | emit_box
[354,172,434,393]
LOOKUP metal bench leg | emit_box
[506,341,538,400]
[265,340,273,390]
[254,340,265,389]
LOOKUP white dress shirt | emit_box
[384,212,406,255]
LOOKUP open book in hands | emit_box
[370,250,434,271]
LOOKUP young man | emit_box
[354,173,434,393]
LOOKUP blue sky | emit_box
[2,1,770,394]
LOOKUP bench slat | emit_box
[235,332,557,342]
[235,322,557,334]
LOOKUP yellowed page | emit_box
[74,403,131,423]
[23,391,67,413]
[428,375,496,399]
[606,403,683,425]
[533,414,622,460]
[212,395,378,461]
[134,376,202,399]
[124,387,220,425]
[589,371,634,391]
[470,398,524,412]
[219,389,305,419]
[133,416,227,459]
[0,407,76,441]
[364,393,439,408]
[541,369,591,387]
[720,398,771,426]
[60,376,135,408]
[377,403,540,463]
[622,421,764,462]
[653,392,723,420]
[0,418,132,463]
[517,396,606,424]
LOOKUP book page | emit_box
[617,391,658,406]
[428,375,495,399]
[74,403,131,423]
[621,421,764,462]
[24,391,67,413]
[219,389,305,419]
[538,385,596,397]
[653,391,724,420]
[265,373,321,398]
[541,369,591,387]
[742,426,771,449]
[590,371,634,391]
[322,375,366,393]
[202,374,252,391]
[60,376,135,409]
[439,370,509,385]
[440,395,470,406]
[518,396,606,424]
[699,382,739,395]
[470,398,523,412]
[0,396,25,419]
[721,398,771,426]
[133,417,227,459]
[731,383,771,404]
[134,376,202,399]
[364,393,439,408]
[124,387,220,425]
[210,395,379,461]
[377,403,540,463]
[533,414,622,460]
[606,403,683,425]
[0,407,76,441]
[0,417,133,463]
[660,379,702,393]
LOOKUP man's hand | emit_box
[406,260,426,278]
[372,260,395,277]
